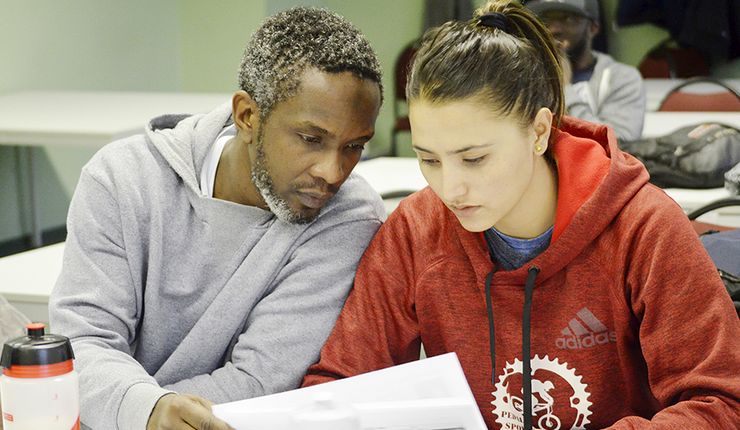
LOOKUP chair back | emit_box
[390,41,419,156]
[658,77,740,112]
[394,43,417,105]
[638,39,710,79]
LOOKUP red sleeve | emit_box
[302,207,422,387]
[607,198,740,429]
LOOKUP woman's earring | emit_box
[535,144,543,154]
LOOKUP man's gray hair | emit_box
[238,7,383,119]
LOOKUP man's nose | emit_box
[310,152,345,186]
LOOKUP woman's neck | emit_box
[494,156,558,239]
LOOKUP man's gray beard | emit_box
[250,138,314,224]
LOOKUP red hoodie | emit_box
[303,117,740,429]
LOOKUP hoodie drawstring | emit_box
[485,266,541,430]
[484,270,497,386]
[522,266,540,430]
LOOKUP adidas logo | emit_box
[556,307,616,350]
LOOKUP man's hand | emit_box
[147,393,234,430]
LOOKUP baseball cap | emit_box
[525,0,600,22]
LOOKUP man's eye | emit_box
[299,134,321,144]
[347,143,365,152]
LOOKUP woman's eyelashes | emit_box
[418,155,487,166]
[463,155,487,165]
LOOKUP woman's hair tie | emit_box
[478,12,509,32]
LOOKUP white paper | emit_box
[213,353,487,430]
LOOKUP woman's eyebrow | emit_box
[413,143,494,155]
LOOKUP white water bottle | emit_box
[291,392,361,430]
[0,323,79,430]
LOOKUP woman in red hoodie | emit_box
[303,1,740,428]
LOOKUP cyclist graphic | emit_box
[492,356,592,430]
[509,379,561,430]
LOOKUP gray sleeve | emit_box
[565,66,646,141]
[49,169,171,430]
[162,216,383,403]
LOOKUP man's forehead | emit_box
[297,68,378,94]
[272,71,378,137]
[289,69,380,111]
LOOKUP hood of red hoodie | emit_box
[461,116,650,285]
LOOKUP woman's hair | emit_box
[406,0,564,130]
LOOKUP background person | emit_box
[49,7,385,430]
[526,0,646,141]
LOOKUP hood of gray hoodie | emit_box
[145,102,233,194]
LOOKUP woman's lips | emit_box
[448,204,481,217]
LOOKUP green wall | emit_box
[180,0,266,92]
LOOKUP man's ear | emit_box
[589,20,600,38]
[232,90,260,145]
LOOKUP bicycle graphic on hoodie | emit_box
[491,355,593,430]
[508,379,561,430]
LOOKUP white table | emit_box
[354,157,427,214]
[644,78,740,111]
[354,157,427,197]
[0,90,230,247]
[0,242,65,323]
[642,111,740,138]
[663,188,740,227]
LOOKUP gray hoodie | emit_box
[49,103,385,430]
[565,51,646,141]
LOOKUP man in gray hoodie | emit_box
[527,0,647,141]
[49,7,386,430]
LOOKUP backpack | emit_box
[726,161,740,195]
[619,123,740,189]
[699,230,740,317]
[688,198,740,317]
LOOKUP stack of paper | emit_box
[213,353,487,430]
